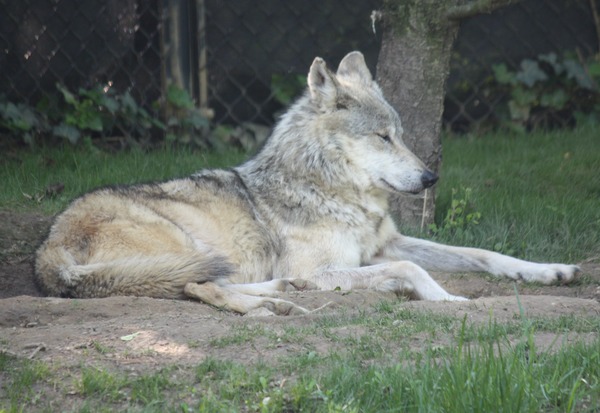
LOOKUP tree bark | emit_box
[375,0,522,230]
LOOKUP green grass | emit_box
[0,353,51,409]
[204,300,600,360]
[428,125,600,262]
[209,324,275,348]
[0,146,247,214]
[1,306,599,412]
[304,335,600,413]
[204,311,599,413]
[78,367,125,402]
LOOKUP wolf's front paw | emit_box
[288,279,319,291]
[445,294,469,302]
[516,264,580,284]
[426,293,469,302]
[264,298,310,316]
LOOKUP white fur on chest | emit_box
[276,201,395,277]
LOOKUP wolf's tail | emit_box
[35,248,234,299]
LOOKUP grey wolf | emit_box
[35,51,580,315]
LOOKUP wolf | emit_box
[35,51,580,315]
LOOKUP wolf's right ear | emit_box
[337,51,372,86]
[308,57,338,107]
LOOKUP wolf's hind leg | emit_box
[184,282,310,315]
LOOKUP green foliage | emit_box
[0,99,41,145]
[166,83,196,110]
[431,126,600,262]
[163,84,214,148]
[271,74,307,106]
[0,83,219,149]
[429,186,481,237]
[26,83,165,145]
[79,368,125,401]
[488,52,600,131]
[0,354,51,408]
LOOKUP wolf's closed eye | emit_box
[377,133,392,143]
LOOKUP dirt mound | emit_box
[1,293,598,369]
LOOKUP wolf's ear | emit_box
[337,51,372,85]
[308,57,339,107]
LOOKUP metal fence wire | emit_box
[1,0,598,139]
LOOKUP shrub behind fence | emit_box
[1,0,597,140]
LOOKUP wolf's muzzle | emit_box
[420,170,438,189]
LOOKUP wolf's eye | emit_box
[377,133,392,143]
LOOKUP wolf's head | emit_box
[301,51,437,195]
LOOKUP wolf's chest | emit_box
[278,210,394,277]
[328,223,385,265]
[349,212,395,263]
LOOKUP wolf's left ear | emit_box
[337,51,372,85]
[308,57,339,107]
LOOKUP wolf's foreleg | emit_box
[381,235,580,284]
[224,278,318,296]
[310,262,467,301]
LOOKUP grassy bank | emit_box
[0,146,247,214]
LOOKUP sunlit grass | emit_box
[0,145,247,214]
[419,125,600,262]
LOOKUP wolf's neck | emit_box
[237,136,348,195]
[238,102,349,189]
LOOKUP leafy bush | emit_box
[487,52,600,132]
[0,83,216,149]
[429,186,481,237]
[0,100,40,145]
[163,84,214,148]
[271,74,306,106]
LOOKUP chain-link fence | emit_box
[1,0,159,107]
[447,0,598,132]
[1,0,598,141]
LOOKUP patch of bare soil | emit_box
[0,211,49,298]
[1,211,599,370]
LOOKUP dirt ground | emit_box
[1,210,599,370]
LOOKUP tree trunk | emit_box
[376,0,522,230]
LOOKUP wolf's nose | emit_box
[421,170,438,188]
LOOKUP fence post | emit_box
[195,0,212,118]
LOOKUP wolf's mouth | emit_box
[380,179,422,195]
